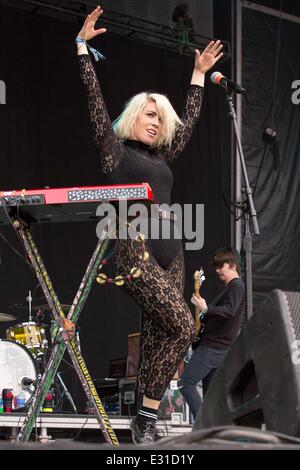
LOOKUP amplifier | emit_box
[158,380,189,423]
[95,377,190,420]
[119,378,138,417]
[94,378,120,416]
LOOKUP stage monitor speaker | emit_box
[194,289,300,436]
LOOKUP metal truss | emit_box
[2,0,231,61]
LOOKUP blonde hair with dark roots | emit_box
[112,92,183,149]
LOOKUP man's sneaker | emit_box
[130,416,156,445]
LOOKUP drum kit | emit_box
[0,292,74,412]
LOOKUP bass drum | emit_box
[0,339,37,409]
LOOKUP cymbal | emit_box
[32,304,71,312]
[0,313,17,322]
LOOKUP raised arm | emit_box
[77,6,123,173]
[165,40,223,162]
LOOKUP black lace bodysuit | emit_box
[79,54,204,402]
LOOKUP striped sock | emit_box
[137,405,158,424]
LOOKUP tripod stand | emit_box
[56,371,77,414]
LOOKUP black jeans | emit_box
[178,345,227,420]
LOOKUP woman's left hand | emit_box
[194,40,223,74]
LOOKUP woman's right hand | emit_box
[77,5,107,41]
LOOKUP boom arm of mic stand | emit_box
[225,92,260,319]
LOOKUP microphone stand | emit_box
[56,372,78,414]
[225,91,260,320]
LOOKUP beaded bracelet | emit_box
[75,37,106,61]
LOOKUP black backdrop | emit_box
[242,7,300,302]
[0,7,231,409]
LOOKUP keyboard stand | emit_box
[13,218,119,446]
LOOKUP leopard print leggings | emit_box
[116,238,195,404]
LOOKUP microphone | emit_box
[210,71,247,96]
[21,377,36,388]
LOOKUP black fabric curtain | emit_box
[0,7,231,407]
[242,8,300,303]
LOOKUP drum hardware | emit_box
[0,338,75,414]
[0,307,74,417]
[2,292,77,415]
[0,312,17,322]
[5,290,51,359]
[38,427,53,443]
[33,304,71,313]
[56,372,77,414]
[26,290,33,323]
[21,376,37,388]
[6,321,48,359]
[0,339,38,410]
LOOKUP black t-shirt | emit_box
[199,278,245,350]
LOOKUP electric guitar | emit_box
[192,268,205,349]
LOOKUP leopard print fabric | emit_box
[116,239,195,402]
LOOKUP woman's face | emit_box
[131,101,163,146]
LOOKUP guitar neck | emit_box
[194,289,201,334]
[193,268,205,336]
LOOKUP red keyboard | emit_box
[0,184,153,225]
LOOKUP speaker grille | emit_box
[285,291,300,339]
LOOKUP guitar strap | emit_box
[209,278,240,308]
[209,285,229,307]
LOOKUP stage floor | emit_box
[0,412,192,443]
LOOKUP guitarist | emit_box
[178,247,245,421]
